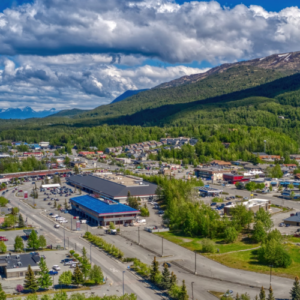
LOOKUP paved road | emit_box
[7,188,163,300]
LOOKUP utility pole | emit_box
[63,225,65,250]
[269,265,273,286]
[90,243,92,263]
[194,251,197,274]
[162,237,164,257]
[123,271,125,295]
[138,226,140,245]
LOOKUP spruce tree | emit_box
[38,257,52,289]
[170,272,177,288]
[0,283,6,300]
[24,265,39,292]
[150,257,160,283]
[82,247,87,259]
[18,214,25,228]
[259,286,266,300]
[267,286,275,300]
[72,265,84,287]
[180,280,189,300]
[291,276,300,300]
[161,263,171,290]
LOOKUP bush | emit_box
[224,226,238,243]
[258,239,292,268]
[211,197,223,203]
[16,284,24,293]
[201,238,216,253]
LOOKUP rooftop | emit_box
[70,195,139,215]
[68,174,157,198]
[0,253,40,270]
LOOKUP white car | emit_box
[51,214,58,218]
[59,219,68,223]
[54,224,60,228]
[56,217,64,221]
[52,265,61,271]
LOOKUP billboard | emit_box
[76,221,81,231]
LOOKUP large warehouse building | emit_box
[70,195,140,226]
[67,174,158,203]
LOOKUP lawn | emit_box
[155,231,259,254]
[206,243,300,279]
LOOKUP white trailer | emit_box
[41,184,61,189]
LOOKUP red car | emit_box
[0,237,8,241]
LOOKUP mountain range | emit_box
[0,107,58,119]
[3,50,300,137]
[111,89,149,103]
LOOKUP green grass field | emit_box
[206,243,300,279]
[155,231,259,254]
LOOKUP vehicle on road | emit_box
[51,214,58,218]
[279,223,285,227]
[210,202,217,206]
[80,220,87,224]
[54,224,60,228]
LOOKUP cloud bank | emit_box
[0,0,300,109]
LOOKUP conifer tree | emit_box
[24,265,39,292]
[82,247,87,259]
[161,263,171,290]
[180,280,189,300]
[170,272,177,288]
[0,283,6,300]
[291,276,300,300]
[72,264,84,287]
[267,285,275,300]
[150,257,160,283]
[38,257,52,289]
[27,230,40,250]
[18,214,25,228]
[259,286,266,300]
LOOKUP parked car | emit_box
[49,270,58,275]
[279,223,285,227]
[52,265,61,271]
[54,224,60,228]
[80,220,87,224]
[210,202,217,206]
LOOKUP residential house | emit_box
[210,160,232,168]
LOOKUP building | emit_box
[115,158,131,164]
[194,168,228,181]
[210,160,232,168]
[23,152,43,158]
[67,174,158,203]
[78,151,95,157]
[39,142,50,148]
[0,253,41,279]
[223,174,249,184]
[224,199,270,215]
[281,189,300,199]
[70,195,140,226]
[284,213,300,226]
[259,155,281,161]
[198,187,223,197]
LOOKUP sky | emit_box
[0,0,300,111]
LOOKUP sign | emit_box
[24,191,28,199]
[76,221,81,231]
[205,185,210,188]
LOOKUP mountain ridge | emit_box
[0,107,57,119]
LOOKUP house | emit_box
[115,158,131,164]
[259,155,281,161]
[23,152,43,158]
[105,148,115,154]
[78,151,95,157]
[210,160,232,168]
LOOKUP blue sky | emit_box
[0,0,299,110]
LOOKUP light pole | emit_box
[90,243,92,263]
[123,271,125,295]
[63,225,65,250]
[162,237,164,257]
[194,251,197,275]
[191,282,194,300]
[138,226,140,245]
[269,265,273,285]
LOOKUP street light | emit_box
[191,282,194,300]
[194,251,197,275]
[269,265,273,285]
[123,271,125,295]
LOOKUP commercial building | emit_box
[223,174,249,184]
[70,195,140,226]
[224,199,270,215]
[67,174,158,203]
[194,168,228,181]
[284,213,300,226]
[0,253,41,279]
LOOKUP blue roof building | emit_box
[70,195,140,226]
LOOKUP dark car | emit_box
[225,202,232,206]
[48,202,52,205]
[49,270,58,276]
[124,223,129,227]
[210,202,217,206]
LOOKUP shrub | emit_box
[201,238,216,253]
[224,226,238,243]
[16,284,24,293]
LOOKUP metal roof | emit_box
[0,253,40,270]
[284,215,300,222]
[68,175,157,199]
[70,195,139,215]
